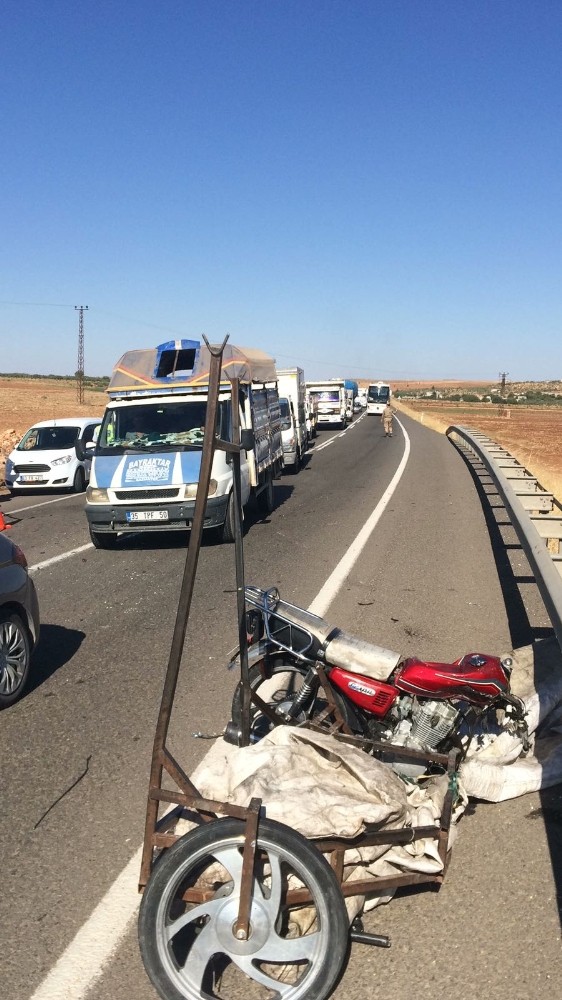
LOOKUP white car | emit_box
[5,416,102,493]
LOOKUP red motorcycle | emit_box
[227,586,528,760]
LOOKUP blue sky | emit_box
[1,0,561,381]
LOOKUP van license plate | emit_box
[126,511,169,522]
[20,474,44,482]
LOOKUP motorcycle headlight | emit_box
[52,454,73,466]
[86,487,109,502]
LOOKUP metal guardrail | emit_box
[447,425,562,655]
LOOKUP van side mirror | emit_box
[240,428,255,452]
[75,440,95,461]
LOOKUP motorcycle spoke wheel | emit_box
[231,658,355,744]
[231,660,309,742]
[138,817,349,1000]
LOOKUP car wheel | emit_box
[72,467,86,493]
[0,611,31,708]
[255,472,275,517]
[89,526,119,550]
[220,491,238,543]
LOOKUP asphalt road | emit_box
[1,411,560,1000]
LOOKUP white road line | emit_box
[309,416,410,617]
[28,416,411,1000]
[29,543,94,575]
[315,413,365,450]
[29,848,144,1000]
[8,494,78,514]
[337,413,363,436]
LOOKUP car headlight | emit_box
[185,479,218,499]
[52,454,73,466]
[86,487,109,502]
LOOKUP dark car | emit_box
[0,532,40,707]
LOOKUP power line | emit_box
[0,300,76,308]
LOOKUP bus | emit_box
[366,382,391,415]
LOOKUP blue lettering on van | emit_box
[93,451,203,488]
[124,455,173,485]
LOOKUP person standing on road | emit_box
[381,402,394,437]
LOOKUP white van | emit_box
[5,417,102,493]
[83,340,283,548]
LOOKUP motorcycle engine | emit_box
[382,698,460,778]
[391,697,460,752]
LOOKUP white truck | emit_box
[304,389,318,442]
[344,387,354,422]
[304,379,348,429]
[83,339,283,548]
[276,367,307,472]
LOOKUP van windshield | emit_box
[18,426,80,451]
[310,390,340,403]
[97,401,227,453]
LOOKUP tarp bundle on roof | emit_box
[108,339,277,395]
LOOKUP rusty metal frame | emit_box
[139,336,254,891]
[139,335,461,949]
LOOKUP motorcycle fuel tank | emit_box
[394,653,510,704]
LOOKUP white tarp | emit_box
[176,726,466,913]
[460,636,562,801]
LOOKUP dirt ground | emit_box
[0,377,106,435]
[397,399,562,502]
[0,378,106,492]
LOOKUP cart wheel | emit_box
[138,817,349,1000]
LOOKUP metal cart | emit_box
[138,338,460,1000]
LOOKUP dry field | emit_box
[397,399,562,502]
[0,377,106,492]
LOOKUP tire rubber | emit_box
[231,656,355,741]
[0,611,31,708]
[72,467,86,493]
[255,473,275,516]
[138,816,349,1000]
[89,526,119,550]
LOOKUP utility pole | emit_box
[75,305,88,404]
[498,371,509,397]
